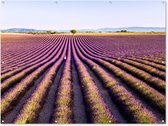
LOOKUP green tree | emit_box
[70,29,77,35]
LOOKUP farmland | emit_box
[1,33,165,124]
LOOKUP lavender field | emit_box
[1,34,165,124]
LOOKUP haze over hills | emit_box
[1,28,47,33]
[1,27,165,33]
[97,27,165,32]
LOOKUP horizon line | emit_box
[1,26,166,31]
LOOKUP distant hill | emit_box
[1,27,165,33]
[59,27,165,32]
[97,27,165,32]
[1,28,47,33]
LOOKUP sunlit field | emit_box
[1,33,165,124]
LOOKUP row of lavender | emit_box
[1,35,165,123]
[1,36,67,119]
[84,35,165,59]
[73,36,165,123]
[1,35,62,73]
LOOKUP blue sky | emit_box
[0,1,165,30]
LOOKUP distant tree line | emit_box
[116,30,128,32]
[28,30,78,35]
[28,30,65,34]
